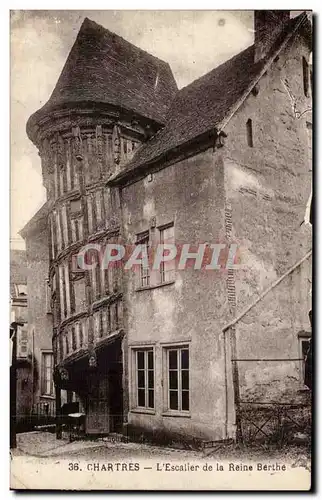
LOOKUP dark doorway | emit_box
[108,360,123,433]
[86,372,110,434]
[85,338,123,435]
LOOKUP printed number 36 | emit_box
[68,463,80,471]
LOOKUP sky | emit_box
[10,10,303,249]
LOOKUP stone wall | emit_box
[120,149,231,441]
[223,34,312,402]
[25,226,55,404]
[119,32,312,441]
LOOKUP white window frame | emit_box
[159,223,175,284]
[131,347,155,412]
[136,231,150,288]
[163,344,190,415]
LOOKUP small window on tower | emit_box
[73,277,86,313]
[246,119,253,148]
[70,198,82,216]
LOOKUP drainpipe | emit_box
[223,326,242,442]
[223,331,228,439]
[229,325,242,442]
[214,127,230,439]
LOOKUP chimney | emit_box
[254,10,290,62]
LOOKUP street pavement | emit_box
[12,431,311,465]
[13,431,202,460]
[10,431,311,490]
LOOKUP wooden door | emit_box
[86,375,110,434]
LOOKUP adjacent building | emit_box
[25,11,312,442]
[10,249,31,425]
[20,203,57,421]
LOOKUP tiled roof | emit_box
[111,12,311,185]
[27,17,178,134]
[117,44,260,174]
[19,201,52,238]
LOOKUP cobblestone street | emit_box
[10,431,311,490]
[14,430,202,460]
[12,431,310,465]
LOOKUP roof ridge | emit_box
[168,12,308,98]
[178,44,255,95]
[80,17,175,71]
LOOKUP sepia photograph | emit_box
[10,8,312,491]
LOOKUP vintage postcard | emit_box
[10,9,312,491]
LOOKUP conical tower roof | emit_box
[27,18,178,141]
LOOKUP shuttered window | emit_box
[41,352,54,396]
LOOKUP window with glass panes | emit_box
[136,231,150,287]
[167,347,189,411]
[136,350,154,409]
[159,224,175,283]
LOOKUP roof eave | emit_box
[108,128,218,187]
[26,99,169,147]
